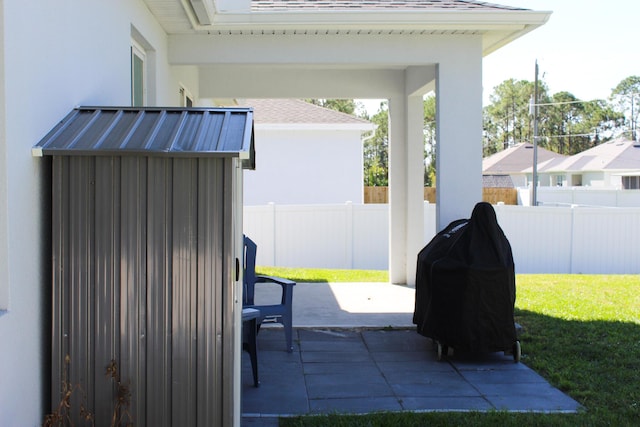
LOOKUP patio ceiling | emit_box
[144,0,551,55]
[140,0,552,286]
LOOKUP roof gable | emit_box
[482,143,567,174]
[548,138,640,172]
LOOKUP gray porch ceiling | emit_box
[143,0,551,55]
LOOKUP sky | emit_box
[360,0,639,113]
[483,0,640,105]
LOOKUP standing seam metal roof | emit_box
[33,107,255,167]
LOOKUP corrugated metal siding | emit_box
[51,155,236,426]
[34,107,255,167]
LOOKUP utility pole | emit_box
[632,94,636,142]
[532,61,539,206]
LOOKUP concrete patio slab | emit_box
[242,283,582,426]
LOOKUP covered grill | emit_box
[413,202,520,361]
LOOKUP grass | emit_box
[256,266,388,283]
[258,268,640,427]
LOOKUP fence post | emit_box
[345,201,354,269]
[569,204,577,273]
[268,202,276,266]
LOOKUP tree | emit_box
[541,91,590,154]
[538,92,624,154]
[484,78,625,157]
[423,95,436,186]
[483,78,547,155]
[306,98,359,115]
[610,76,640,141]
[582,99,624,143]
[363,104,389,186]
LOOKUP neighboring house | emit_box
[483,143,568,187]
[239,99,375,205]
[545,138,640,189]
[0,1,549,425]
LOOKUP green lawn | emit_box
[257,269,640,427]
[256,266,389,283]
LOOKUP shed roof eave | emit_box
[32,107,256,169]
[32,148,249,158]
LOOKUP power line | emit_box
[543,133,595,138]
[532,99,599,107]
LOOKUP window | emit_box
[131,41,146,107]
[622,175,640,189]
[179,86,194,108]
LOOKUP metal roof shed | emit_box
[34,106,254,427]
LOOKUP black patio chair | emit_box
[243,235,296,352]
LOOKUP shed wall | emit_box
[52,155,236,426]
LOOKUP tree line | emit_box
[483,75,639,157]
[308,75,640,187]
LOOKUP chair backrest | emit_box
[243,235,257,306]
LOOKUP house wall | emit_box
[244,127,364,205]
[0,1,195,424]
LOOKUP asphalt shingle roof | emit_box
[483,143,567,174]
[482,174,514,188]
[239,99,372,125]
[547,138,640,172]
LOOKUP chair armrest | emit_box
[255,275,296,305]
[255,275,296,287]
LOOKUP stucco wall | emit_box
[0,1,194,424]
[244,127,364,205]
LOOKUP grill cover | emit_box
[413,202,516,353]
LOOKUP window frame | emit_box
[131,40,146,107]
[179,85,194,108]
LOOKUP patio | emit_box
[241,282,582,426]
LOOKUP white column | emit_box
[387,96,407,284]
[388,94,426,285]
[405,95,425,286]
[435,54,483,230]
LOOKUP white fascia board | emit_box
[613,171,640,176]
[256,123,376,132]
[189,0,216,25]
[190,9,551,56]
[206,9,551,31]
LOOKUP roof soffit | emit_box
[144,0,550,55]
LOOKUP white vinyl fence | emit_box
[523,187,640,207]
[244,202,640,275]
